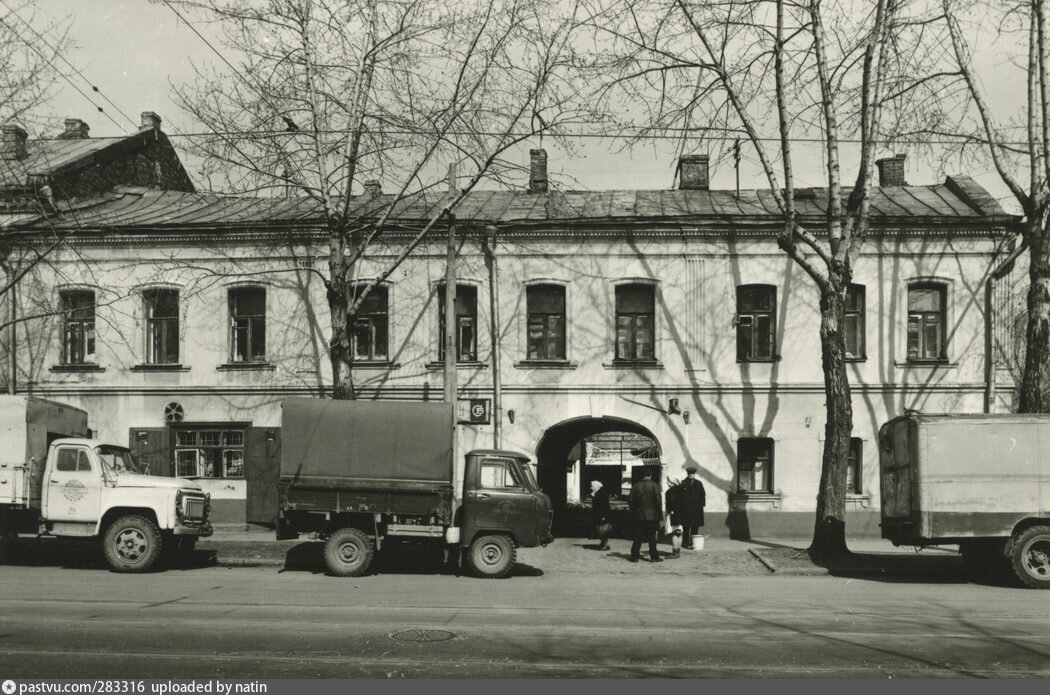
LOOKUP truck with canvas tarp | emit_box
[879,411,1050,588]
[0,395,211,572]
[276,397,553,578]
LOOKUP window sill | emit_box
[348,361,401,371]
[425,361,488,370]
[603,360,663,370]
[729,492,782,509]
[515,360,577,370]
[846,494,871,509]
[50,364,105,373]
[895,360,957,369]
[131,364,190,372]
[737,357,781,364]
[845,356,867,363]
[217,362,276,372]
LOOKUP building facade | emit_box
[1,126,1020,536]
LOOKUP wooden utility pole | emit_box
[444,164,460,496]
[486,225,502,448]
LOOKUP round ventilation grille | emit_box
[164,402,185,423]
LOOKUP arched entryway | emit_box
[535,416,662,535]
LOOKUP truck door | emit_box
[42,446,102,523]
[470,457,534,541]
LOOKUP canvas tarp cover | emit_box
[280,398,453,484]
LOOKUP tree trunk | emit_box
[810,285,853,560]
[1018,220,1050,413]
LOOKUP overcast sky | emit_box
[22,0,1025,210]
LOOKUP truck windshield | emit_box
[519,461,539,491]
[95,446,144,475]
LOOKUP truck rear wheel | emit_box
[1010,525,1050,589]
[103,515,163,573]
[466,534,515,579]
[324,528,374,577]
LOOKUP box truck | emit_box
[879,412,1050,588]
[276,397,553,578]
[0,395,212,572]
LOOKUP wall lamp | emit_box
[668,398,681,415]
[683,410,691,425]
[507,409,515,424]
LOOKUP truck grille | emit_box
[184,498,206,521]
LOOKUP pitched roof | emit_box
[0,136,128,187]
[2,175,1016,234]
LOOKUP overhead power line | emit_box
[26,127,1037,148]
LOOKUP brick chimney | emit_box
[876,153,907,186]
[677,154,710,190]
[363,180,382,197]
[529,149,548,193]
[139,111,162,132]
[1,124,28,160]
[58,118,90,139]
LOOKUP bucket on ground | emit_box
[691,535,705,550]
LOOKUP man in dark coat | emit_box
[628,467,663,562]
[589,480,611,550]
[679,465,707,549]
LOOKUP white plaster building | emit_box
[2,139,1019,536]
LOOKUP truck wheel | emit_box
[103,515,163,573]
[1010,525,1050,589]
[466,535,515,579]
[324,528,374,577]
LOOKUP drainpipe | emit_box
[7,267,15,395]
[486,225,502,449]
[986,238,1027,412]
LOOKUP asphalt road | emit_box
[0,563,1047,679]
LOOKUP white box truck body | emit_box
[879,412,1050,588]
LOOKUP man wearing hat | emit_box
[679,465,706,549]
[628,466,663,563]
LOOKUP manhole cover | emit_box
[391,629,456,643]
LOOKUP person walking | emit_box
[628,467,663,563]
[589,480,612,550]
[679,465,707,549]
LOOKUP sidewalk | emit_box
[198,525,964,579]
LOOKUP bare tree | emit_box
[0,0,71,129]
[171,0,588,398]
[589,0,911,558]
[933,0,1050,412]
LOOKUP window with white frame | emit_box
[737,438,774,493]
[174,428,245,479]
[437,284,477,362]
[615,283,655,361]
[229,287,266,363]
[736,285,776,361]
[844,284,865,360]
[527,284,566,361]
[60,290,96,364]
[847,437,862,494]
[350,284,388,361]
[144,288,179,364]
[907,283,947,361]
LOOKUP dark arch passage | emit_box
[535,416,662,534]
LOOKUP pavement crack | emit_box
[141,595,190,609]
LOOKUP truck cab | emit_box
[462,450,553,548]
[40,438,211,541]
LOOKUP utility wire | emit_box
[24,127,1038,147]
[0,0,138,132]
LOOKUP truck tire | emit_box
[1010,525,1050,589]
[324,528,374,577]
[466,534,515,579]
[103,515,163,573]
